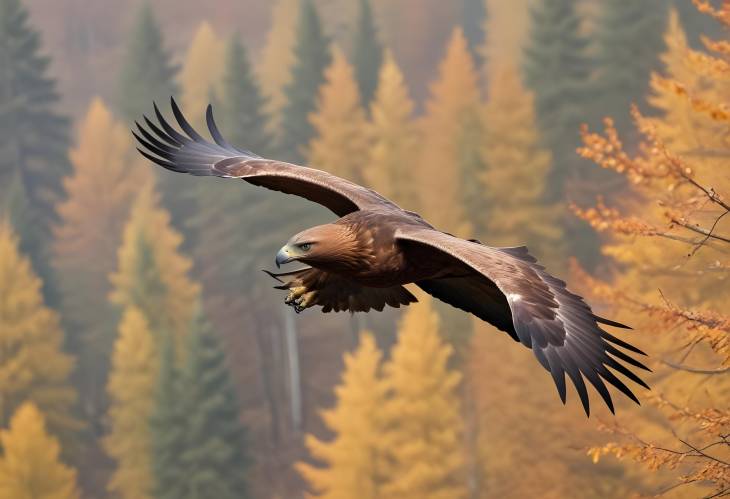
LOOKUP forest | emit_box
[0,0,728,497]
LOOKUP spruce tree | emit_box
[115,2,178,122]
[352,0,383,108]
[151,336,185,499]
[0,403,79,499]
[522,0,592,200]
[179,314,251,499]
[593,0,668,136]
[278,0,330,161]
[0,0,70,299]
[180,21,225,128]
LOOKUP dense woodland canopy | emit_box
[0,0,727,497]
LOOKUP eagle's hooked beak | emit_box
[276,245,293,268]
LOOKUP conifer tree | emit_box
[0,403,79,499]
[178,314,251,499]
[593,0,668,135]
[296,332,387,499]
[279,0,331,161]
[258,0,299,137]
[181,21,226,128]
[115,2,178,122]
[522,0,592,200]
[417,28,482,236]
[104,307,157,499]
[364,51,419,209]
[151,336,185,499]
[54,99,153,409]
[0,0,71,298]
[0,221,77,438]
[352,0,383,108]
[381,297,467,499]
[109,185,200,348]
[481,65,563,265]
[308,46,369,183]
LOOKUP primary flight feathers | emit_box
[134,98,650,416]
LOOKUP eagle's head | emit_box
[276,223,364,270]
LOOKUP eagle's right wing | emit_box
[133,98,399,217]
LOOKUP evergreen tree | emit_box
[257,0,299,137]
[181,21,226,128]
[0,0,71,299]
[279,0,331,161]
[522,0,592,200]
[352,0,383,108]
[151,336,186,499]
[54,98,153,413]
[115,2,178,122]
[481,65,563,266]
[365,51,419,209]
[308,46,370,183]
[381,296,467,499]
[417,28,482,237]
[109,185,200,349]
[593,0,668,136]
[0,403,79,499]
[461,0,488,65]
[104,307,157,499]
[178,314,251,499]
[296,332,386,499]
[0,220,78,439]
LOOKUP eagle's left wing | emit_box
[133,98,399,217]
[395,226,650,416]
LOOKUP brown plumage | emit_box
[133,98,650,416]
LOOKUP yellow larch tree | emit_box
[416,27,482,236]
[480,64,564,267]
[180,21,226,127]
[258,0,299,136]
[307,46,370,183]
[104,306,158,499]
[296,332,387,499]
[53,98,153,408]
[0,402,79,499]
[381,296,467,499]
[0,221,77,438]
[109,185,200,347]
[364,51,419,210]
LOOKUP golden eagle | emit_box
[134,98,649,416]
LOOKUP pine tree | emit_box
[258,0,300,137]
[308,46,369,183]
[109,185,200,348]
[364,51,419,209]
[54,99,153,411]
[178,314,251,499]
[0,0,71,299]
[381,296,467,499]
[0,403,79,499]
[151,336,186,499]
[296,332,387,499]
[352,0,383,108]
[0,220,78,438]
[279,0,331,161]
[522,0,592,200]
[481,65,563,266]
[181,21,226,128]
[104,307,157,499]
[593,0,668,136]
[115,2,178,122]
[417,28,482,236]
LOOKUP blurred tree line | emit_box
[0,0,726,497]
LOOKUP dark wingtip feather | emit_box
[600,330,647,356]
[136,148,178,172]
[170,96,205,142]
[594,314,632,330]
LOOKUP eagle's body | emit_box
[134,99,651,416]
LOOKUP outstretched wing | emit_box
[396,226,650,416]
[133,98,399,217]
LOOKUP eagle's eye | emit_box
[299,243,312,252]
